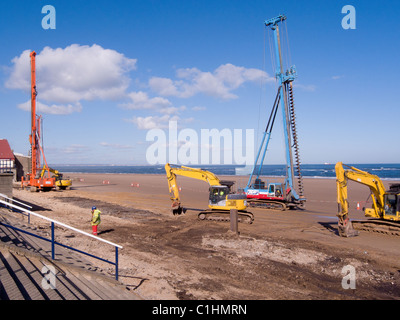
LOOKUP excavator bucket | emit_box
[171,201,183,215]
[338,218,359,237]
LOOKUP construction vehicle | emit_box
[244,15,305,211]
[335,162,400,237]
[40,165,72,190]
[165,163,254,223]
[21,51,71,192]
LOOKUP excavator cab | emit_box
[383,184,400,219]
[384,194,398,216]
[208,185,248,211]
[267,183,283,198]
[209,186,230,206]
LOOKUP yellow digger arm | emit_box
[165,163,223,199]
[39,164,51,178]
[335,162,361,237]
[165,163,223,214]
[40,165,60,178]
[336,162,386,220]
[165,163,181,203]
[165,163,221,185]
[335,162,349,220]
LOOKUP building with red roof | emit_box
[0,139,15,197]
[0,139,15,172]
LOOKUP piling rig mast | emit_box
[21,51,55,191]
[244,15,306,210]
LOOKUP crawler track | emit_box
[352,219,400,236]
[248,200,287,211]
[248,199,306,211]
[198,210,254,224]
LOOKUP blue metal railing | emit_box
[0,198,123,281]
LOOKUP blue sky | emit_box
[1,0,399,165]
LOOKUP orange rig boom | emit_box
[21,51,55,191]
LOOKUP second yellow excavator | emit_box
[335,162,400,237]
[40,165,72,190]
[165,163,254,223]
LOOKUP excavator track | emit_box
[197,210,254,224]
[351,219,400,236]
[247,200,287,211]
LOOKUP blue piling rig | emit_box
[244,15,305,210]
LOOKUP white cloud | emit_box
[147,77,180,96]
[62,144,90,154]
[17,100,82,115]
[126,115,179,130]
[121,91,188,116]
[44,144,92,163]
[159,105,186,115]
[149,63,272,100]
[125,63,270,130]
[45,144,90,155]
[192,106,206,111]
[6,44,137,114]
[121,90,191,130]
[100,142,133,149]
[127,114,195,130]
[121,91,172,110]
[293,83,316,92]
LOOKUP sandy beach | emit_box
[9,173,400,299]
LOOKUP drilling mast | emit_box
[30,51,39,180]
[21,51,55,191]
[244,15,305,210]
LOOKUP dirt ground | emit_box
[9,174,400,300]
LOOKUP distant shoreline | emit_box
[61,171,400,182]
[53,163,400,180]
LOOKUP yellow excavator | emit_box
[40,165,72,190]
[165,163,254,223]
[335,162,400,237]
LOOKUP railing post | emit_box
[115,247,119,281]
[51,222,55,260]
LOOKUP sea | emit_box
[52,163,400,180]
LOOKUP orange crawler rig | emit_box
[21,51,55,191]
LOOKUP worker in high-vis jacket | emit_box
[91,206,101,235]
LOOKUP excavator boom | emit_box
[166,164,221,199]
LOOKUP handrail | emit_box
[0,199,122,248]
[0,192,33,209]
[0,198,122,280]
[0,193,32,223]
